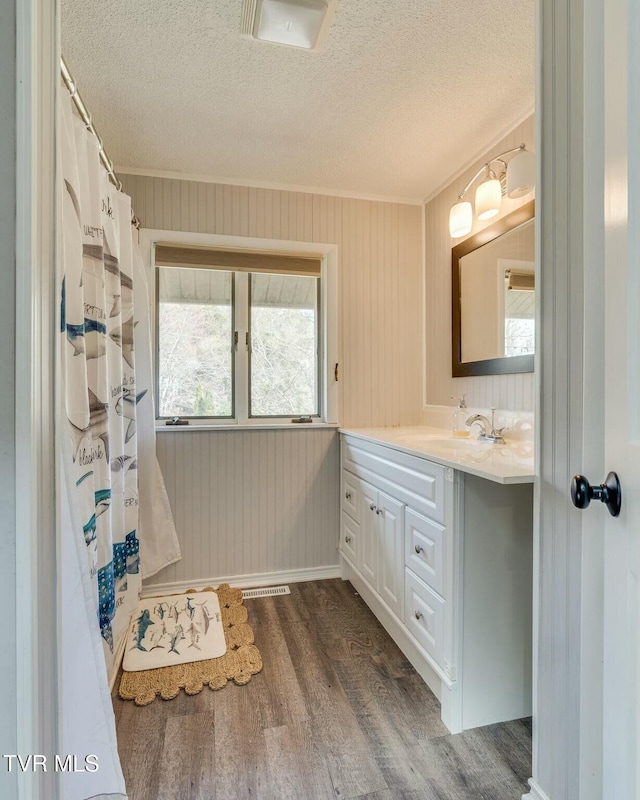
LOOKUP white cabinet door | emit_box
[340,512,358,563]
[404,568,445,668]
[341,471,361,523]
[378,490,405,619]
[404,507,445,598]
[359,479,378,588]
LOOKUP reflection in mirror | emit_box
[460,218,534,362]
[452,200,535,377]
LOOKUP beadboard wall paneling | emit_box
[121,174,422,586]
[423,115,536,411]
[122,174,424,428]
[149,428,339,587]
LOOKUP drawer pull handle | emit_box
[345,491,352,500]
[376,508,383,516]
[345,535,351,544]
[414,610,423,621]
[414,544,424,555]
[370,503,377,512]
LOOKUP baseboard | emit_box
[140,564,342,598]
[108,631,127,693]
[522,778,551,800]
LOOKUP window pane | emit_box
[158,268,233,417]
[249,273,318,417]
[504,286,535,357]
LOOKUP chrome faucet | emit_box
[465,408,507,444]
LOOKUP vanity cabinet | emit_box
[339,435,454,680]
[339,431,533,735]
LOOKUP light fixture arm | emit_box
[456,144,526,200]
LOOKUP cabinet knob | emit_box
[369,503,377,512]
[345,535,351,544]
[414,610,423,620]
[345,491,352,500]
[414,544,424,555]
[376,508,383,516]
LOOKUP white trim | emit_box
[108,635,128,693]
[422,104,536,206]
[118,167,424,206]
[522,778,551,800]
[139,228,340,426]
[15,0,59,796]
[420,195,428,408]
[140,564,342,598]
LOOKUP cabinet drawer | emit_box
[340,512,358,563]
[405,508,445,598]
[341,471,361,523]
[342,435,445,523]
[404,568,445,668]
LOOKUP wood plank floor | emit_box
[113,579,532,800]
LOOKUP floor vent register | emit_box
[241,585,291,599]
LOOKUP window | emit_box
[155,243,326,423]
[249,272,319,417]
[157,268,234,418]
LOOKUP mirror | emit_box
[452,200,535,376]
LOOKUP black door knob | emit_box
[570,472,622,517]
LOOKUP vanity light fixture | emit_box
[449,144,535,238]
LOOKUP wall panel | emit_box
[150,428,339,587]
[121,173,423,586]
[123,174,423,428]
[423,115,536,411]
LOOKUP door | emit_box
[360,480,378,588]
[578,0,639,796]
[600,0,638,793]
[377,491,404,618]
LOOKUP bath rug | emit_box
[123,590,226,672]
[118,584,263,705]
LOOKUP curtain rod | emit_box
[60,55,141,230]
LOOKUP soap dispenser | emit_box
[451,394,469,437]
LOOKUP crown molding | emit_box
[116,166,424,206]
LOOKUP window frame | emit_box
[139,229,339,429]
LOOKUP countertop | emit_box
[339,426,535,485]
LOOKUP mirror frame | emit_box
[452,200,535,377]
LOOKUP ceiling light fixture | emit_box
[243,0,337,50]
[449,144,535,239]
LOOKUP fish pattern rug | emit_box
[119,585,263,705]
[122,590,226,671]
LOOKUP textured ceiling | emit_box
[61,0,535,200]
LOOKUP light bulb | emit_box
[475,178,502,220]
[449,200,473,238]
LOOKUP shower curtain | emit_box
[59,91,180,799]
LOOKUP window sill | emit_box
[156,421,339,433]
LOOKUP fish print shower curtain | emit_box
[59,92,180,799]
